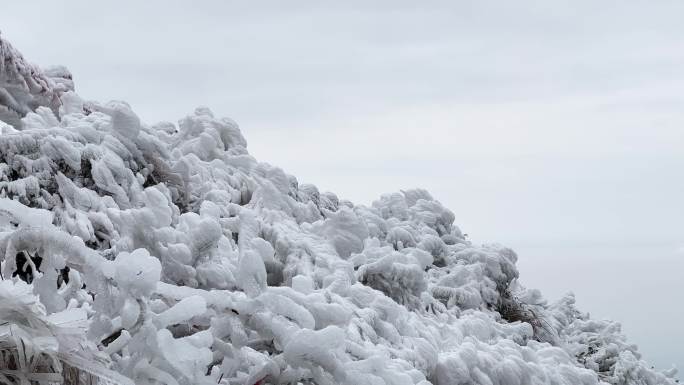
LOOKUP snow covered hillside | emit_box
[0,34,677,385]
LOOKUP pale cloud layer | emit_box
[2,0,682,373]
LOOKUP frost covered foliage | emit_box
[0,35,678,385]
[0,34,71,130]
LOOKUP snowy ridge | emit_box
[0,33,72,130]
[0,35,677,385]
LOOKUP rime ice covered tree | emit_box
[0,34,678,385]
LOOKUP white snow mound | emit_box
[0,34,677,385]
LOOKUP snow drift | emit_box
[0,34,678,385]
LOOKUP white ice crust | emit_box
[0,34,677,385]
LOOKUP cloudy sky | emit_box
[2,0,682,373]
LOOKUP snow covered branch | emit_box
[0,34,677,385]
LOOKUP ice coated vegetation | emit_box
[0,34,678,385]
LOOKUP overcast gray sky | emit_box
[2,0,682,373]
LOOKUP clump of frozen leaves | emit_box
[0,34,678,385]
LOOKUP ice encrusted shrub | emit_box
[0,34,72,130]
[0,34,678,385]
